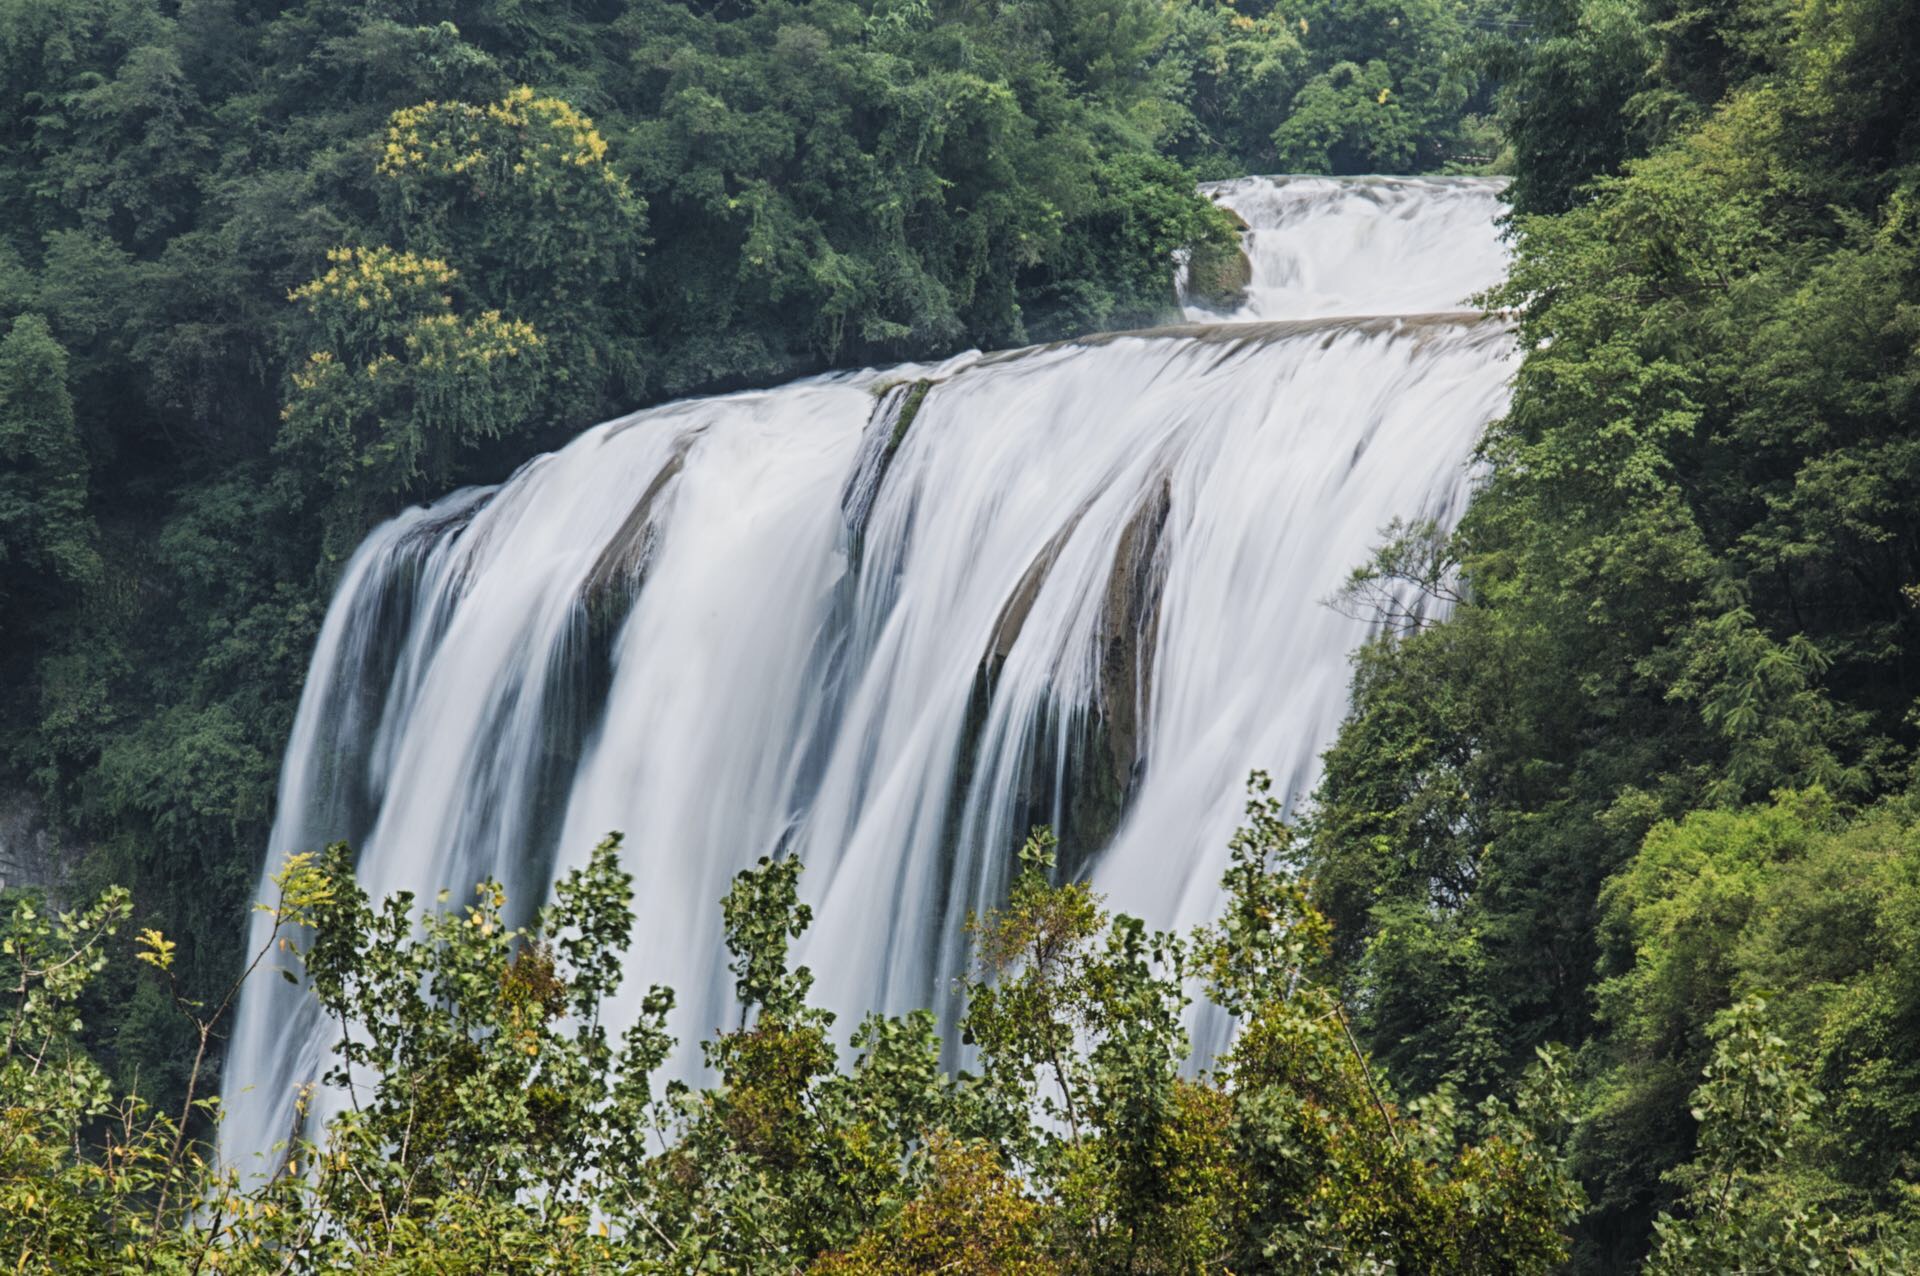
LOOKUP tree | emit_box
[0,855,331,1272]
[1306,1,1920,1261]
[1273,0,1476,174]
[377,87,649,421]
[954,783,1581,1273]
[276,246,546,557]
[2,790,1582,1272]
[0,314,97,620]
[1159,0,1308,177]
[0,315,94,588]
[1487,0,1658,214]
[1643,999,1910,1274]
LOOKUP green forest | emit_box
[4,0,1919,1269]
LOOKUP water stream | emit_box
[221,175,1514,1168]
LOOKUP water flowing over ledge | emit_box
[1186,175,1510,322]
[221,175,1516,1169]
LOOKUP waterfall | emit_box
[220,175,1515,1169]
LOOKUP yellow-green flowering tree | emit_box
[276,245,544,557]
[376,88,648,419]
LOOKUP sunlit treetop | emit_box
[381,87,624,185]
[287,246,460,310]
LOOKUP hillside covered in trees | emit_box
[1309,0,1920,1266]
[5,0,1920,1269]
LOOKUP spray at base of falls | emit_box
[220,176,1515,1170]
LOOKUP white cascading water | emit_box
[220,175,1514,1169]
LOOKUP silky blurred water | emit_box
[220,176,1514,1170]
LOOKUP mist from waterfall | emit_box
[220,175,1515,1170]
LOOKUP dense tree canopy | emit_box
[2,807,1581,1272]
[0,314,98,624]
[1306,0,1920,1267]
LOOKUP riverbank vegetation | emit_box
[1308,0,1920,1266]
[4,803,1581,1272]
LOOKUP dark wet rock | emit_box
[843,378,935,556]
[1057,477,1171,877]
[986,509,1089,660]
[0,786,83,899]
[1184,234,1253,312]
[971,478,1173,882]
[1092,478,1171,813]
[581,443,691,643]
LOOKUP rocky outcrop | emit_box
[1183,206,1254,313]
[1091,477,1171,816]
[1054,477,1171,877]
[843,378,935,555]
[969,478,1173,880]
[0,786,81,899]
[986,504,1092,661]
[581,441,693,642]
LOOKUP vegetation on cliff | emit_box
[1307,0,1920,1266]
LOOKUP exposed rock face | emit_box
[972,478,1172,880]
[1059,476,1171,877]
[986,504,1092,662]
[842,378,933,557]
[1091,477,1172,815]
[582,439,694,639]
[1183,225,1254,314]
[0,786,80,899]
